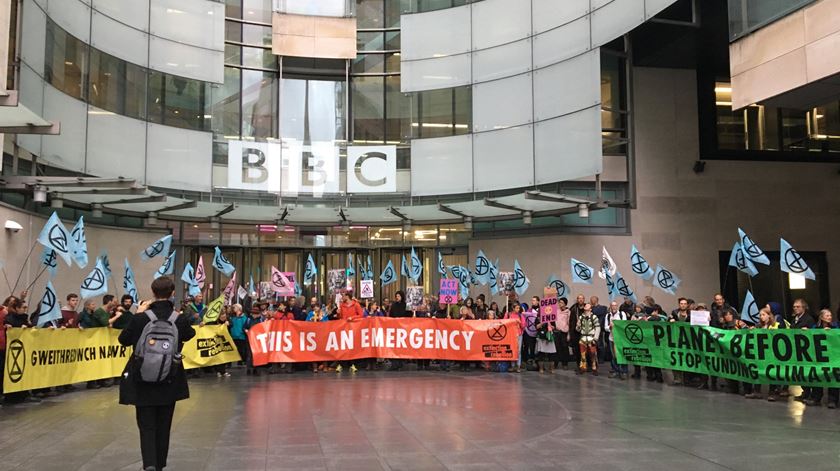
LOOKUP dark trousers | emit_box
[233,339,249,366]
[522,334,537,362]
[810,388,840,404]
[136,404,176,470]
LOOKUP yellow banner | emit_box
[181,324,241,369]
[3,325,240,393]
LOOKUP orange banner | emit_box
[247,317,519,365]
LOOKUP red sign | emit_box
[247,317,519,365]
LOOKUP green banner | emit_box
[613,320,840,386]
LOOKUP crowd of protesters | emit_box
[2,285,839,410]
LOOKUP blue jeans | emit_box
[515,335,523,368]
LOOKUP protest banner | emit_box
[439,279,458,304]
[613,320,840,386]
[3,325,241,393]
[248,317,519,365]
[690,310,710,326]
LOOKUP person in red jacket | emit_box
[338,291,363,320]
[336,291,363,373]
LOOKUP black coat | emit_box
[118,301,196,407]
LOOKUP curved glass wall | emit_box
[44,18,211,131]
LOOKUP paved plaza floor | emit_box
[1,367,838,470]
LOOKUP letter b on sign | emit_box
[227,140,281,192]
[347,146,396,193]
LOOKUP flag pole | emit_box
[23,264,49,294]
[2,267,13,293]
[11,240,39,294]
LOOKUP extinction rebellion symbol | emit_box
[82,268,106,291]
[573,263,591,281]
[624,324,643,345]
[784,248,808,274]
[631,253,649,275]
[488,323,507,341]
[656,269,675,289]
[7,339,25,383]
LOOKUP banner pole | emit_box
[11,240,39,294]
[2,267,12,293]
[23,264,49,294]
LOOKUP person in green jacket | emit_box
[78,299,105,328]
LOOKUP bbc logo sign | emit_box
[227,141,396,195]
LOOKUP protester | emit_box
[802,309,839,407]
[336,291,363,373]
[183,294,205,325]
[534,296,556,374]
[118,276,195,471]
[388,291,408,370]
[644,305,666,383]
[59,293,80,328]
[111,294,135,330]
[229,304,248,369]
[669,298,691,385]
[504,303,525,372]
[521,301,538,369]
[553,297,571,369]
[604,301,629,379]
[576,303,601,375]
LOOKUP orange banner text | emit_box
[247,317,519,365]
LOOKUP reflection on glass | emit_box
[242,24,272,47]
[211,67,242,138]
[357,32,384,51]
[89,49,146,119]
[281,78,346,142]
[44,19,87,100]
[242,47,276,69]
[385,76,410,143]
[148,72,208,130]
[242,70,278,138]
[356,0,384,29]
[411,87,471,138]
[352,76,385,143]
[351,54,385,74]
[242,0,273,23]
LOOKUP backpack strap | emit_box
[146,311,157,323]
[167,311,179,323]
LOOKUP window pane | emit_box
[242,47,276,69]
[384,0,411,28]
[242,0,273,23]
[384,31,401,50]
[226,21,242,42]
[385,75,410,143]
[89,49,147,119]
[281,78,345,142]
[225,0,242,18]
[357,32,383,51]
[210,67,241,138]
[356,0,384,29]
[242,70,278,138]
[384,52,400,72]
[352,76,385,143]
[148,72,207,130]
[453,85,471,135]
[44,20,88,100]
[351,53,384,74]
[225,44,241,65]
[242,24,272,47]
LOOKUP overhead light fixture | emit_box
[210,216,220,229]
[146,212,158,225]
[464,216,473,230]
[578,204,589,218]
[91,203,103,218]
[4,220,23,232]
[50,193,64,209]
[522,211,532,225]
[32,186,47,203]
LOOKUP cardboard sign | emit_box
[690,310,711,326]
[440,279,459,305]
[539,297,558,324]
[360,279,374,299]
[328,269,346,293]
[406,287,424,310]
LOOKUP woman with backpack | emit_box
[118,277,196,471]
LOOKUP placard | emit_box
[360,279,374,299]
[498,272,515,295]
[440,279,459,305]
[690,310,711,326]
[406,287,425,310]
[539,297,558,324]
[327,269,347,293]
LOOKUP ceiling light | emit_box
[578,204,589,218]
[91,203,103,218]
[50,193,64,209]
[32,186,47,203]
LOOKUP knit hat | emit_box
[768,302,783,321]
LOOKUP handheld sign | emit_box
[539,297,558,324]
[440,279,459,305]
[360,279,374,299]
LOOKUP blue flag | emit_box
[400,254,410,278]
[738,228,769,265]
[605,272,617,302]
[613,271,637,304]
[740,290,759,325]
[473,250,492,285]
[780,238,815,280]
[37,212,73,266]
[37,281,62,325]
[728,242,759,277]
[437,252,446,276]
[653,264,680,295]
[513,259,529,296]
[469,267,478,287]
[570,258,594,284]
[629,245,654,280]
[80,257,108,300]
[367,255,374,280]
[123,258,138,303]
[141,234,173,261]
[450,265,470,298]
[546,275,568,298]
[212,246,236,277]
[380,259,397,286]
[303,253,317,285]
[347,256,356,278]
[41,247,58,279]
[489,260,500,295]
[155,251,176,279]
[99,251,112,279]
[181,262,200,296]
[70,216,88,269]
[409,247,422,282]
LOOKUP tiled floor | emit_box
[1,367,838,470]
